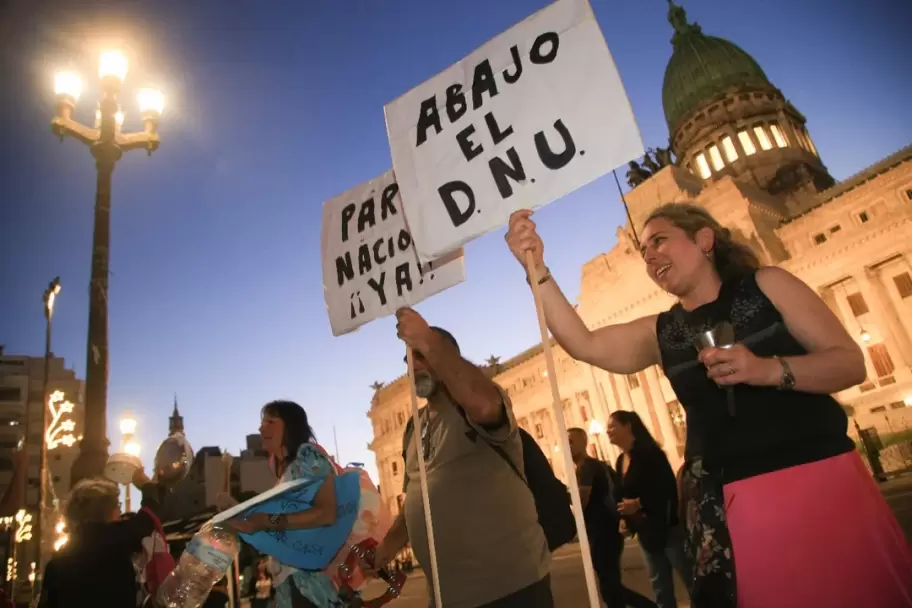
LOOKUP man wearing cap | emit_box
[371,308,552,608]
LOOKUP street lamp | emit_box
[105,414,141,512]
[588,419,606,461]
[35,277,61,587]
[51,51,165,486]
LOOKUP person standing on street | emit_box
[372,308,552,608]
[568,427,657,608]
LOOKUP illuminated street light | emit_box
[50,50,166,489]
[120,416,137,436]
[105,413,142,511]
[124,440,141,458]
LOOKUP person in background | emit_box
[608,411,691,608]
[505,203,912,607]
[252,558,275,608]
[39,468,166,607]
[567,427,656,608]
[219,401,343,608]
[372,309,553,607]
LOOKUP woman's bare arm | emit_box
[756,266,866,393]
[537,277,660,373]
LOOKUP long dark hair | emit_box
[261,400,315,475]
[610,410,662,455]
[644,202,760,283]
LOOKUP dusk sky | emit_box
[1,0,909,482]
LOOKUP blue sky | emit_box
[1,0,909,483]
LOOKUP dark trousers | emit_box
[591,530,657,608]
[477,575,554,608]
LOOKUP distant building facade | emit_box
[368,3,912,520]
[0,348,84,583]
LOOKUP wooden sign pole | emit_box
[525,251,601,608]
[406,346,444,607]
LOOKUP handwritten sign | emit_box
[228,472,362,570]
[321,170,465,336]
[384,0,644,263]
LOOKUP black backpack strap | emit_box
[452,404,527,486]
[401,418,415,490]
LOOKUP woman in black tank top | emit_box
[505,203,912,607]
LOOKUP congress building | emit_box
[368,2,912,517]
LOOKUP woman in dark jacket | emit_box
[610,411,692,608]
[39,467,165,608]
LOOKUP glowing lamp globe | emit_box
[137,88,165,117]
[154,433,194,485]
[98,51,128,82]
[54,72,83,102]
[105,451,142,485]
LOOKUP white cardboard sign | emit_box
[384,0,644,263]
[321,170,465,336]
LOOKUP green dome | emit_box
[662,2,771,132]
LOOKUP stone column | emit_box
[854,272,909,373]
[644,366,681,467]
[827,283,879,381]
[586,364,620,461]
[860,268,912,368]
[612,372,635,412]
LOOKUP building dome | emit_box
[662,2,771,132]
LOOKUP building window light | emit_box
[770,124,788,148]
[695,153,712,179]
[738,131,756,156]
[753,126,773,151]
[708,145,725,171]
[721,136,739,162]
[804,130,818,156]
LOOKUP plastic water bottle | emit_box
[156,521,239,608]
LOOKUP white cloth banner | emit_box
[321,170,465,336]
[384,0,644,263]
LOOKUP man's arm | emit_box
[375,511,410,567]
[576,460,596,511]
[422,331,504,425]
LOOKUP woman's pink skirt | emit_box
[724,451,912,608]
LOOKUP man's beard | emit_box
[414,371,438,399]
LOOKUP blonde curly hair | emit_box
[644,202,760,282]
[65,477,121,529]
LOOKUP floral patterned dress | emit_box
[269,443,347,608]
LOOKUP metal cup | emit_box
[693,321,737,417]
[693,321,735,351]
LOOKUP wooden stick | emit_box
[525,251,601,608]
[406,346,444,607]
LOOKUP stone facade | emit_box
[368,146,912,525]
[367,3,912,523]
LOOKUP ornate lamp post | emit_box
[109,414,141,512]
[35,277,60,591]
[51,52,165,485]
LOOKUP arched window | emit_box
[695,153,711,179]
[708,145,725,171]
[721,136,739,162]
[770,123,788,148]
[753,125,773,151]
[737,131,757,156]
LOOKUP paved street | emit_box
[364,474,912,607]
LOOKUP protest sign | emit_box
[321,170,465,336]
[384,0,644,263]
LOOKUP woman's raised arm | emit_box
[506,210,660,374]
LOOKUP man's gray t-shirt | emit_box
[403,388,551,607]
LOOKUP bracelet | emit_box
[268,513,287,531]
[525,267,552,286]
